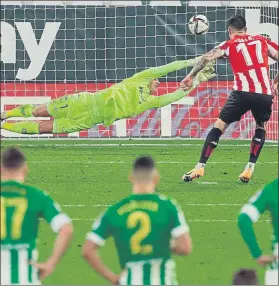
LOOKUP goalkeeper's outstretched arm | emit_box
[136,63,216,114]
[133,57,201,80]
[136,88,192,115]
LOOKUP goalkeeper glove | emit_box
[193,61,216,86]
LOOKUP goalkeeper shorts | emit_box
[47,93,96,133]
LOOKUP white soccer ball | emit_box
[188,15,209,35]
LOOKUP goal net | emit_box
[1,0,278,140]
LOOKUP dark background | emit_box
[1,5,278,82]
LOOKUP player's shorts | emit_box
[47,93,96,133]
[1,249,41,285]
[219,90,273,125]
[265,269,278,285]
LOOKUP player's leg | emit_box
[0,103,51,121]
[49,93,95,133]
[0,103,53,134]
[52,118,89,134]
[182,91,248,182]
[238,122,266,183]
[239,94,273,183]
[1,116,91,135]
[0,98,63,133]
[47,93,96,122]
[1,93,78,122]
[1,120,53,134]
[182,119,228,182]
[1,93,93,135]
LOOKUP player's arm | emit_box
[171,233,192,255]
[181,44,225,89]
[136,89,189,115]
[268,50,278,62]
[133,57,202,80]
[266,39,279,95]
[136,63,216,114]
[169,200,192,255]
[273,72,279,96]
[266,38,278,61]
[238,186,276,266]
[82,211,119,285]
[31,192,73,280]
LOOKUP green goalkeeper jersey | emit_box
[92,59,198,126]
[238,178,278,269]
[0,180,71,285]
[87,193,189,285]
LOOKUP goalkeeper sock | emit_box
[2,121,40,134]
[249,128,266,164]
[4,105,35,119]
[199,127,223,164]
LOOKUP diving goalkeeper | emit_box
[1,58,215,134]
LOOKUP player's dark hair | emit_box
[228,15,246,30]
[232,269,259,285]
[133,156,155,171]
[1,147,26,169]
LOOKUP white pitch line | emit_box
[29,161,278,164]
[4,143,277,147]
[63,204,88,207]
[197,182,218,185]
[62,203,242,207]
[71,218,270,223]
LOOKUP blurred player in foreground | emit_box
[82,156,192,285]
[1,147,73,285]
[238,178,278,285]
[0,58,215,135]
[232,269,259,285]
[181,14,279,183]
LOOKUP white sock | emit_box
[195,162,206,169]
[245,162,255,172]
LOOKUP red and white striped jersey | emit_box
[218,34,278,95]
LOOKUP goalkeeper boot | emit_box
[239,163,255,183]
[182,163,205,182]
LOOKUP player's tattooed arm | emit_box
[274,73,279,84]
[188,47,223,78]
[272,72,278,96]
[180,47,223,89]
[271,52,278,95]
[268,50,278,62]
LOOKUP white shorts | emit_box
[1,249,41,285]
[265,269,278,285]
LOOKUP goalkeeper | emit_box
[1,58,215,134]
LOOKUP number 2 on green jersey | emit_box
[1,197,28,240]
[127,211,153,255]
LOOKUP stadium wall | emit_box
[1,1,278,139]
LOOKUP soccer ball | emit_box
[188,15,209,35]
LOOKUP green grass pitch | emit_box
[1,139,278,285]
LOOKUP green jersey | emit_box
[47,57,212,133]
[93,58,198,126]
[238,178,278,269]
[87,193,189,285]
[1,180,71,285]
